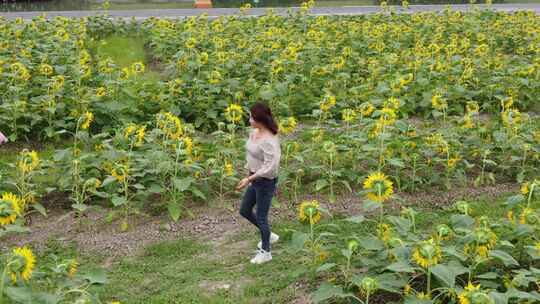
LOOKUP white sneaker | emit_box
[257,232,279,250]
[250,249,272,264]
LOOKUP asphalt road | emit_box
[0,3,539,20]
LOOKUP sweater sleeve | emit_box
[251,140,277,179]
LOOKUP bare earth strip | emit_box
[1,182,518,256]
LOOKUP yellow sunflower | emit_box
[279,117,297,135]
[363,172,394,203]
[298,200,321,225]
[458,282,492,304]
[10,246,36,283]
[379,107,397,126]
[360,102,375,117]
[68,259,78,278]
[39,63,53,76]
[521,182,530,196]
[224,161,234,177]
[341,108,357,123]
[81,111,93,130]
[17,150,40,174]
[0,192,22,226]
[431,93,448,111]
[320,93,336,112]
[224,104,244,124]
[96,87,106,98]
[131,62,145,74]
[519,207,538,225]
[412,238,442,268]
[156,112,184,140]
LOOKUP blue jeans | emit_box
[239,176,277,252]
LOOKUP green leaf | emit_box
[431,264,467,288]
[148,183,164,194]
[386,261,416,273]
[82,268,108,285]
[362,200,381,212]
[290,231,309,252]
[450,214,474,229]
[506,288,540,301]
[316,263,337,272]
[71,204,88,212]
[489,250,519,267]
[505,195,524,207]
[5,225,31,233]
[526,245,540,260]
[315,179,328,191]
[32,203,47,216]
[311,283,345,303]
[343,215,365,224]
[259,88,275,101]
[358,236,384,251]
[404,296,433,304]
[173,177,192,192]
[111,196,128,207]
[377,273,407,293]
[133,183,145,190]
[388,158,405,168]
[489,292,508,304]
[189,188,207,200]
[168,202,181,221]
[477,272,498,279]
[340,180,353,192]
[387,216,412,234]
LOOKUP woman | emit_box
[0,131,7,145]
[236,102,281,265]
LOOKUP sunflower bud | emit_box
[347,240,359,253]
[360,277,379,294]
[455,201,470,215]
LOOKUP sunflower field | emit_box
[0,1,539,303]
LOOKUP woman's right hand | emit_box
[236,177,250,191]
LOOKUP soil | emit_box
[1,182,518,255]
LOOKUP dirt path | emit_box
[1,182,518,256]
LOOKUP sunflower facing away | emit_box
[412,238,442,269]
[458,282,493,304]
[298,200,321,225]
[464,227,498,258]
[363,172,394,203]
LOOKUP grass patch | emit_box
[97,36,147,68]
[93,235,306,303]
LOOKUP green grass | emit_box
[96,35,164,81]
[97,36,147,69]
[90,233,307,303]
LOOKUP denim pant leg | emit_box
[239,184,259,228]
[254,179,276,252]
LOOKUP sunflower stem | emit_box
[0,262,7,303]
[427,267,432,297]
